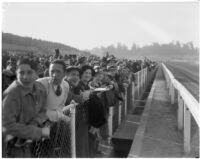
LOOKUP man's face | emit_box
[66,70,80,86]
[16,64,36,88]
[49,64,65,85]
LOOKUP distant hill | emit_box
[2,33,199,62]
[2,32,90,56]
[90,42,199,62]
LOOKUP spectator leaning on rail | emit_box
[35,59,74,157]
[64,66,90,157]
[74,65,107,157]
[2,58,50,157]
[37,59,71,123]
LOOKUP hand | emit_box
[5,134,14,142]
[61,114,71,123]
[70,100,76,104]
[63,109,71,116]
[123,83,129,88]
[63,100,77,115]
[56,110,71,123]
[81,91,90,101]
[41,126,50,139]
[107,85,113,89]
[89,127,102,140]
[46,110,58,122]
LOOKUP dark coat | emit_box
[75,80,107,128]
[86,94,107,128]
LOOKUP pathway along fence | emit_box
[28,66,157,158]
[162,63,200,154]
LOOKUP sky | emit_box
[2,2,199,50]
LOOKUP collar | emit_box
[48,77,64,86]
[65,80,76,90]
[16,81,43,97]
[80,80,88,87]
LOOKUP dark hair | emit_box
[80,65,95,77]
[50,59,66,71]
[16,58,38,71]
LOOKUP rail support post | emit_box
[169,82,173,97]
[108,107,114,143]
[118,101,122,126]
[143,68,145,88]
[177,94,184,130]
[142,69,144,90]
[132,82,135,108]
[184,104,191,154]
[144,68,146,87]
[124,87,128,116]
[170,84,175,104]
[70,106,76,158]
[147,68,149,85]
[137,72,140,98]
[141,69,143,90]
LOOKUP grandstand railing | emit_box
[107,67,156,142]
[162,63,200,154]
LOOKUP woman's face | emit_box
[66,70,80,86]
[81,69,92,82]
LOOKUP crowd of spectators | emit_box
[2,49,157,157]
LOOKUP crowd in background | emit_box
[2,49,156,92]
[2,49,157,157]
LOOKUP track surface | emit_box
[165,62,199,101]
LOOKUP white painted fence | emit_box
[108,67,151,140]
[162,63,200,154]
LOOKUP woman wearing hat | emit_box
[65,66,91,157]
[65,66,89,104]
[74,65,106,157]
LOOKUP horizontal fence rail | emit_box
[162,63,200,154]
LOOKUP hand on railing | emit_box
[62,100,78,123]
[89,126,102,141]
[62,100,78,114]
[41,126,50,139]
[5,119,52,147]
[41,120,51,141]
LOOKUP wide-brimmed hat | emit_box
[66,66,80,73]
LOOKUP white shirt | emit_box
[37,77,70,122]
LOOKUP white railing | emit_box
[107,67,152,140]
[162,63,200,154]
